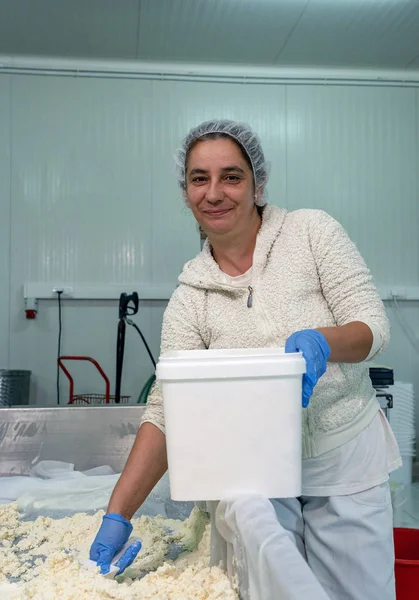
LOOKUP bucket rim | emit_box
[395,558,419,566]
[394,527,419,566]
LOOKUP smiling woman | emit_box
[90,119,399,600]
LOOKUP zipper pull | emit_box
[247,286,253,308]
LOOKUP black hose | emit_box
[56,291,63,405]
[128,320,156,369]
[115,290,156,403]
[115,319,126,403]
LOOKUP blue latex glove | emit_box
[90,513,140,575]
[285,329,331,408]
[114,540,142,576]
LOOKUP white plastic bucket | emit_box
[157,347,306,501]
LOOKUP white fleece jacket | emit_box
[142,206,390,459]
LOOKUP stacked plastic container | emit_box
[389,383,416,486]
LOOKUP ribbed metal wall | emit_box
[136,0,307,65]
[1,72,418,412]
[8,75,168,403]
[0,76,10,369]
[9,77,418,292]
[11,76,155,286]
[286,85,419,286]
[1,0,419,69]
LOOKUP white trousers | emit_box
[210,483,395,600]
[271,482,396,600]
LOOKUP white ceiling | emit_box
[0,0,419,70]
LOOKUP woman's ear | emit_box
[254,187,264,206]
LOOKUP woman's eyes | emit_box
[191,175,241,184]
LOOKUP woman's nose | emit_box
[205,180,223,204]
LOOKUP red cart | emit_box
[58,356,130,405]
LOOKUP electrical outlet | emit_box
[390,287,407,299]
[52,286,74,297]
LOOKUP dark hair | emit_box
[185,132,254,182]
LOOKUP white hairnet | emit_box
[175,120,269,206]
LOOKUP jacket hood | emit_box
[178,205,287,291]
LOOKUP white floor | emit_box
[393,482,419,528]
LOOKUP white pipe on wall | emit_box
[23,283,419,302]
[23,283,176,302]
[1,55,419,86]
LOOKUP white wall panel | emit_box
[381,301,419,453]
[377,90,419,436]
[278,1,419,68]
[286,85,419,287]
[9,75,156,403]
[417,88,419,282]
[409,55,419,69]
[0,0,140,59]
[1,1,419,69]
[0,75,10,368]
[137,0,306,64]
[10,75,154,286]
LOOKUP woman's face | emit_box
[185,138,257,237]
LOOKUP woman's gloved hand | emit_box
[285,329,331,408]
[90,513,139,575]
